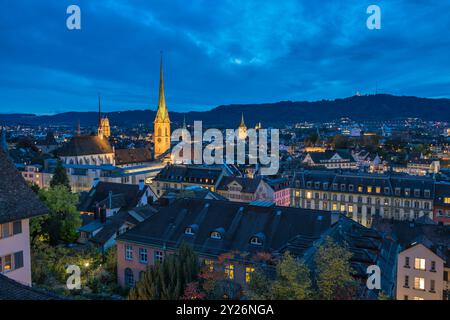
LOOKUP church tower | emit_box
[238,113,247,140]
[97,95,111,139]
[153,53,171,158]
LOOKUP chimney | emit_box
[108,191,113,209]
[100,207,107,224]
[139,179,145,191]
[92,178,100,188]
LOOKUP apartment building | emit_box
[290,170,434,227]
[216,176,273,203]
[0,150,48,285]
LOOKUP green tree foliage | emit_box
[272,252,312,299]
[246,238,357,300]
[31,242,120,297]
[36,185,81,244]
[128,243,199,300]
[50,160,71,191]
[314,237,356,300]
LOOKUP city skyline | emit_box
[1,1,450,114]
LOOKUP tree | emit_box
[314,237,356,300]
[37,185,81,244]
[128,243,199,300]
[50,160,71,191]
[272,252,312,299]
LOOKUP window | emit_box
[125,245,133,261]
[413,297,424,300]
[154,251,163,263]
[404,295,408,300]
[0,252,23,273]
[414,277,425,290]
[185,227,194,235]
[358,185,363,192]
[375,187,381,194]
[245,267,255,283]
[405,257,410,268]
[348,205,353,213]
[444,197,450,204]
[430,280,435,292]
[250,236,263,246]
[414,258,426,270]
[139,248,148,264]
[225,264,234,280]
[125,268,134,287]
[404,275,409,287]
[204,259,214,272]
[210,231,222,240]
[306,191,312,199]
[430,261,436,272]
[367,186,372,193]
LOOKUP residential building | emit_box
[265,177,291,206]
[0,150,48,285]
[116,198,398,299]
[302,150,358,170]
[290,170,434,227]
[216,176,273,203]
[433,182,450,225]
[150,164,227,197]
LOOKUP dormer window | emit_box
[250,236,263,246]
[210,231,222,240]
[185,224,198,236]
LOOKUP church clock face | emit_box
[157,138,162,143]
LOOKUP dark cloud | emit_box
[1,0,450,114]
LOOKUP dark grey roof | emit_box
[154,164,223,185]
[78,182,145,212]
[115,148,153,165]
[216,176,263,193]
[0,150,48,223]
[292,170,435,198]
[55,135,113,157]
[117,198,331,258]
[0,275,60,300]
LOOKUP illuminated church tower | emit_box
[153,53,171,158]
[97,95,111,139]
[237,113,248,140]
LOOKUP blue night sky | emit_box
[1,0,450,114]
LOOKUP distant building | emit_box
[302,150,358,170]
[0,150,48,286]
[216,176,273,203]
[265,177,291,207]
[150,164,227,197]
[290,170,434,227]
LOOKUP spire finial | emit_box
[155,51,169,122]
[240,112,246,127]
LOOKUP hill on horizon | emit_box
[1,94,450,128]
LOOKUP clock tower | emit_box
[153,53,171,158]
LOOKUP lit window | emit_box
[348,205,353,213]
[367,186,372,193]
[306,191,312,199]
[413,296,424,300]
[225,264,234,280]
[444,197,450,204]
[332,203,337,211]
[204,259,214,272]
[245,267,255,283]
[414,277,425,290]
[358,186,363,192]
[415,258,426,270]
[375,187,381,194]
[340,205,346,212]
